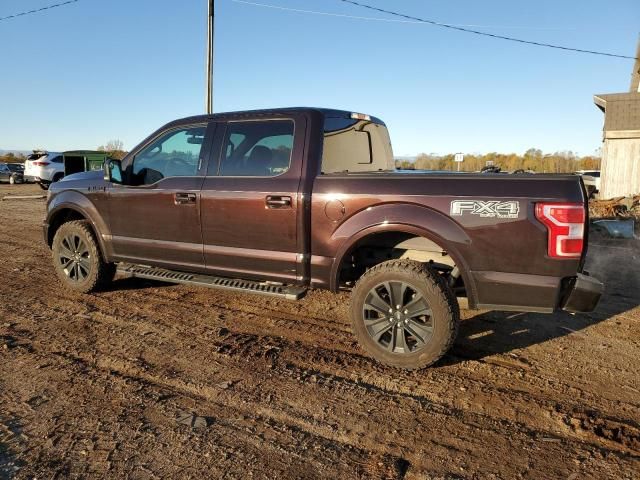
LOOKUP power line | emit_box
[231,0,575,31]
[336,0,638,60]
[0,0,80,22]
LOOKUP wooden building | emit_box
[593,41,640,199]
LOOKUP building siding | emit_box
[600,138,640,199]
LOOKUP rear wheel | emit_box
[39,182,50,190]
[350,260,459,369]
[52,220,115,293]
[9,175,15,185]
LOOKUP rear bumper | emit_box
[560,273,603,313]
[24,175,39,183]
[471,270,603,313]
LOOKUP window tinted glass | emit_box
[321,117,394,174]
[220,121,294,177]
[132,126,206,185]
[50,156,63,163]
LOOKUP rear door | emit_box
[107,122,215,271]
[200,115,307,283]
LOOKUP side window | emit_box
[131,125,206,185]
[50,156,63,164]
[219,120,294,177]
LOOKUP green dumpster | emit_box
[63,151,110,176]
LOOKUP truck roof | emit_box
[171,107,386,126]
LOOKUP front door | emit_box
[108,122,214,271]
[200,117,306,283]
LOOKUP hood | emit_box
[59,170,104,182]
[50,169,107,193]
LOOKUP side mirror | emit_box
[104,158,123,184]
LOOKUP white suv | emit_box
[24,151,65,189]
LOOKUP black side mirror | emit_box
[104,158,123,184]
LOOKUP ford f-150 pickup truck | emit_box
[44,108,603,369]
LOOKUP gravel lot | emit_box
[0,183,639,479]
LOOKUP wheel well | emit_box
[337,232,466,295]
[47,209,88,247]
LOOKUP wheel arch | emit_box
[47,193,111,260]
[329,222,477,308]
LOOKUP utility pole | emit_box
[206,0,215,114]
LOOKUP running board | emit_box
[117,263,307,301]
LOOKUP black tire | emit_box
[350,259,459,370]
[52,173,64,183]
[39,182,49,190]
[52,220,116,293]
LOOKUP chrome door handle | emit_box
[175,192,196,205]
[265,195,292,209]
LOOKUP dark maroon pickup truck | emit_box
[44,108,603,369]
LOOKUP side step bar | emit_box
[116,263,307,301]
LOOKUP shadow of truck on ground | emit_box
[445,230,640,365]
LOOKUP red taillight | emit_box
[535,203,585,259]
[33,161,50,166]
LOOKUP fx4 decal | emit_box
[450,200,520,219]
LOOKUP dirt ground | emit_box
[0,183,638,480]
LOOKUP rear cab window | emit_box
[321,115,395,174]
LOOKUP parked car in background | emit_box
[24,151,65,189]
[575,170,601,197]
[0,162,24,184]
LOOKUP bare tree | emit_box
[98,139,127,160]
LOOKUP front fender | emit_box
[328,203,476,302]
[47,190,113,260]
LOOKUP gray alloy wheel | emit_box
[52,220,116,293]
[362,280,434,354]
[9,175,15,185]
[350,259,459,369]
[57,233,92,283]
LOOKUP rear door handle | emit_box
[175,192,197,205]
[265,195,292,209]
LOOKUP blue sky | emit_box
[0,0,638,156]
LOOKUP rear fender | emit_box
[329,203,476,304]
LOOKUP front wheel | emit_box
[9,175,15,185]
[350,260,459,369]
[52,220,116,293]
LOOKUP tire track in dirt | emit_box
[1,188,639,479]
[4,273,640,460]
[8,299,640,472]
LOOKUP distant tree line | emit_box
[0,152,26,164]
[396,148,601,173]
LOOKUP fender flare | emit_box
[47,191,112,260]
[327,203,477,305]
